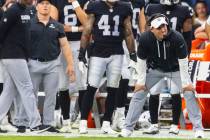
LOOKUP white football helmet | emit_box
[138,111,151,129]
[160,0,180,6]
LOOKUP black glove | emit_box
[130,52,137,62]
[78,47,87,64]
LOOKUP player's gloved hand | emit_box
[78,47,87,74]
[78,61,87,74]
[129,52,137,62]
[129,51,137,70]
[129,52,137,74]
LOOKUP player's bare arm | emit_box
[205,23,210,40]
[68,0,87,25]
[50,4,59,20]
[59,37,76,82]
[123,16,135,53]
[64,25,83,32]
[80,13,95,49]
[139,7,146,33]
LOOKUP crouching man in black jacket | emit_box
[120,13,204,138]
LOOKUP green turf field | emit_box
[0,137,207,140]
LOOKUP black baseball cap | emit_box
[37,0,52,4]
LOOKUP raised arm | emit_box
[68,0,87,26]
[80,13,95,49]
[138,7,146,33]
[50,4,59,21]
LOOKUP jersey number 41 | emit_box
[98,15,120,36]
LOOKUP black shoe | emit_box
[0,128,7,133]
[46,126,60,133]
[31,125,50,133]
[17,126,26,133]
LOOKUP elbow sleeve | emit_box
[178,57,192,87]
[136,58,147,85]
[207,16,210,25]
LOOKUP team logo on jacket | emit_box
[49,24,55,29]
[21,15,30,23]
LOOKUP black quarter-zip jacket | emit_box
[137,29,188,72]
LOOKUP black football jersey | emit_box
[131,0,145,37]
[145,4,193,32]
[51,0,88,41]
[86,1,132,57]
[119,0,145,38]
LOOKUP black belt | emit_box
[31,58,51,62]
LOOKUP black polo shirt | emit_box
[29,16,66,61]
[0,2,31,59]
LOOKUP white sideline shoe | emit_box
[112,108,125,131]
[71,114,80,129]
[0,124,17,132]
[118,129,132,137]
[79,120,88,134]
[195,130,204,138]
[101,121,117,134]
[143,124,159,134]
[169,124,179,135]
[59,119,71,133]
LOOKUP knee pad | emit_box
[107,74,121,88]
